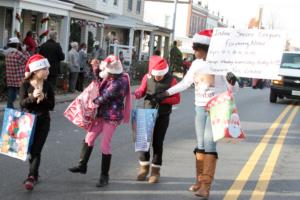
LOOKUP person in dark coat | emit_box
[20,54,55,191]
[39,31,65,90]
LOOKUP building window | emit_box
[113,0,118,6]
[128,0,133,11]
[136,0,141,14]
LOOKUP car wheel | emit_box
[270,90,277,103]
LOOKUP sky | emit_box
[202,0,300,48]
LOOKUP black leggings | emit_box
[139,114,170,166]
[28,114,50,178]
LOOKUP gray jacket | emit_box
[67,48,80,72]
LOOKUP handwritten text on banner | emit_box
[206,28,286,79]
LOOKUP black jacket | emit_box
[20,80,55,116]
[39,39,65,77]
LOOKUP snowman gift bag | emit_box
[206,91,245,142]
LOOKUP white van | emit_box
[270,51,300,103]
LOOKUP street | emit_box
[1,87,300,200]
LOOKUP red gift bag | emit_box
[206,91,245,142]
[64,81,100,131]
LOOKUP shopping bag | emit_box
[0,108,36,161]
[206,91,245,142]
[64,81,100,131]
[131,108,158,152]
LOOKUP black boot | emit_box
[69,141,93,174]
[96,154,111,187]
[29,154,41,182]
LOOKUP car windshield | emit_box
[281,53,300,69]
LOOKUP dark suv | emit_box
[270,52,300,103]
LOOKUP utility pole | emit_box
[258,6,263,29]
[171,0,178,42]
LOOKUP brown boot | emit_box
[188,151,205,192]
[136,161,150,181]
[148,165,160,183]
[195,154,217,198]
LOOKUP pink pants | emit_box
[85,118,118,155]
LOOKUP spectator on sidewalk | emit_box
[20,54,55,191]
[68,55,131,188]
[169,41,183,73]
[67,42,80,93]
[23,31,37,55]
[5,37,30,108]
[39,31,65,90]
[76,43,88,92]
[92,41,106,61]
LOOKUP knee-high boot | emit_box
[188,150,205,192]
[195,153,217,198]
[96,153,111,187]
[69,140,93,174]
[28,154,41,181]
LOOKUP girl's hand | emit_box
[33,89,41,98]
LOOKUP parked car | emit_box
[270,51,300,103]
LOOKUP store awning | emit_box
[105,13,158,31]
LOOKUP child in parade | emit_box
[69,55,131,187]
[159,29,237,198]
[19,54,55,191]
[134,56,180,183]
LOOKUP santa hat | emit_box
[8,37,20,44]
[25,54,50,78]
[151,56,169,76]
[192,29,213,45]
[100,55,123,74]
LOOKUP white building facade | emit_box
[0,0,108,56]
[144,0,226,56]
[73,0,172,61]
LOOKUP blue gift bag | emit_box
[131,108,158,152]
[0,108,36,161]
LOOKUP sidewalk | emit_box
[0,92,79,112]
[0,85,139,112]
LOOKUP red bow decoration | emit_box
[39,30,49,39]
[15,13,22,23]
[41,16,50,24]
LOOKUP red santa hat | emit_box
[192,29,213,45]
[25,54,50,78]
[150,56,169,76]
[100,55,123,74]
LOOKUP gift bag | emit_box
[64,81,100,131]
[206,91,245,142]
[131,108,158,152]
[0,108,36,161]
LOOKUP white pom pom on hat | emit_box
[192,29,213,45]
[150,56,169,76]
[25,54,50,78]
[100,55,123,75]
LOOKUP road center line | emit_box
[223,105,293,200]
[250,106,299,200]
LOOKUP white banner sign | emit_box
[206,28,286,79]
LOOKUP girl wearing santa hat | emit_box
[161,29,238,198]
[134,56,180,183]
[68,55,131,187]
[19,54,55,191]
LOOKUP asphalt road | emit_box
[0,87,300,200]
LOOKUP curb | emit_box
[0,86,139,113]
